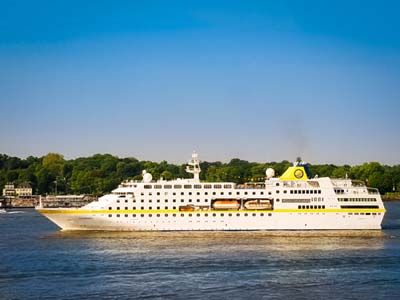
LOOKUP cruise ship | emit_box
[37,152,386,231]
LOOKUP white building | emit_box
[2,182,15,197]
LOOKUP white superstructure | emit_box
[37,152,386,231]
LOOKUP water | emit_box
[1,203,400,300]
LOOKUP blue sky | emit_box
[0,0,399,164]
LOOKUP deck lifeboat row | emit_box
[211,199,273,210]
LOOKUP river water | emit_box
[1,202,400,300]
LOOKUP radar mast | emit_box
[186,151,201,182]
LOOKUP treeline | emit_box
[0,153,399,196]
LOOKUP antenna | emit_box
[186,151,201,182]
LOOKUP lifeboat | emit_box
[244,200,272,210]
[179,205,195,212]
[212,200,240,210]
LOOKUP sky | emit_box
[0,0,399,165]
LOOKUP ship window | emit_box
[125,214,128,217]
[181,199,184,202]
[306,190,309,194]
[181,213,184,217]
[132,214,136,217]
[164,185,172,189]
[149,214,152,217]
[165,199,168,202]
[221,192,224,195]
[173,214,176,217]
[197,199,200,202]
[318,190,321,194]
[268,213,272,216]
[244,213,248,216]
[205,199,208,202]
[165,206,168,209]
[149,200,152,203]
[224,184,232,189]
[148,192,152,196]
[276,199,280,202]
[157,214,160,217]
[117,200,120,203]
[109,207,112,210]
[244,192,248,195]
[197,192,201,195]
[141,200,144,202]
[318,205,321,209]
[276,183,279,186]
[117,214,120,217]
[205,213,208,217]
[173,192,176,196]
[181,192,184,195]
[184,185,192,189]
[228,213,232,216]
[141,192,144,196]
[205,192,208,195]
[154,185,162,189]
[189,192,192,195]
[197,213,200,217]
[125,207,128,210]
[174,185,182,189]
[149,206,152,210]
[157,206,160,209]
[237,192,240,195]
[261,192,264,195]
[173,206,176,209]
[212,192,216,195]
[144,185,152,189]
[173,199,176,202]
[165,214,168,217]
[189,200,192,203]
[252,192,256,195]
[252,213,256,217]
[117,207,120,210]
[260,213,264,216]
[157,199,160,203]
[133,200,136,203]
[213,213,216,217]
[322,205,325,209]
[284,190,287,194]
[276,190,280,194]
[108,214,112,217]
[298,205,301,209]
[194,185,202,189]
[204,184,212,189]
[141,207,144,210]
[133,207,136,209]
[306,205,309,209]
[237,213,240,216]
[156,192,160,196]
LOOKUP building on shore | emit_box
[15,183,33,198]
[2,182,15,198]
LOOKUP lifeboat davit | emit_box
[213,200,240,210]
[244,200,272,210]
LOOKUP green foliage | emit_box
[0,153,399,196]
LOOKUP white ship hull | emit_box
[38,209,384,231]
